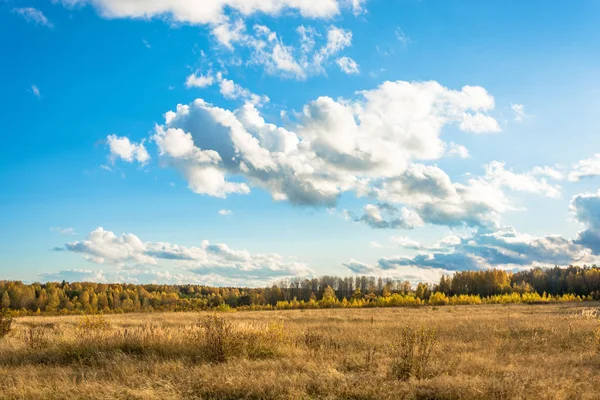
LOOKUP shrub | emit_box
[22,326,49,350]
[0,313,12,339]
[391,326,438,381]
[199,315,231,363]
[76,315,112,333]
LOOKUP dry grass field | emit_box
[1,303,600,399]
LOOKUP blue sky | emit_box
[2,0,600,286]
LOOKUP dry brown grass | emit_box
[1,303,600,399]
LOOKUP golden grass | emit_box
[1,303,600,399]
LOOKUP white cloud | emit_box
[31,85,41,98]
[368,164,512,228]
[106,134,150,165]
[216,73,270,106]
[484,161,562,198]
[210,23,355,79]
[185,72,214,88]
[511,103,525,122]
[347,0,367,15]
[349,203,424,229]
[185,71,269,106]
[459,112,501,133]
[13,7,53,27]
[532,165,565,181]
[56,227,313,285]
[568,154,600,182]
[391,234,462,252]
[336,56,359,74]
[345,224,597,282]
[446,142,470,158]
[395,27,410,49]
[50,227,76,236]
[571,190,600,255]
[369,241,383,249]
[218,209,233,216]
[57,0,345,25]
[112,80,502,228]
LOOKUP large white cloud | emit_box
[56,227,313,285]
[57,0,348,25]
[146,80,501,214]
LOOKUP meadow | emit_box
[1,302,600,399]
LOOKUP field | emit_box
[1,303,600,399]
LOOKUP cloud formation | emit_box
[145,80,501,218]
[345,223,598,283]
[571,190,600,255]
[569,154,600,182]
[336,56,359,74]
[484,161,561,198]
[55,227,313,285]
[57,0,357,25]
[13,7,53,27]
[107,134,150,165]
[210,23,355,79]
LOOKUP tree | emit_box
[1,292,9,309]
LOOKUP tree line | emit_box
[1,265,599,315]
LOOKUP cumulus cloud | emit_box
[484,161,562,198]
[13,7,53,27]
[218,209,233,216]
[568,154,600,182]
[571,190,600,255]
[56,227,313,285]
[368,164,512,228]
[345,224,597,282]
[106,134,150,165]
[185,72,214,88]
[336,56,359,74]
[117,80,501,226]
[57,0,346,25]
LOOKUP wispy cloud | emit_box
[50,227,76,236]
[31,84,41,98]
[13,7,53,28]
[395,27,411,49]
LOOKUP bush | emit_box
[391,326,438,381]
[22,326,49,350]
[76,315,112,333]
[199,315,232,363]
[0,313,12,339]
